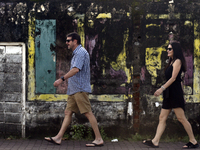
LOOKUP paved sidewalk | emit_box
[0,139,198,150]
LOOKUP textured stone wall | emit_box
[0,45,23,137]
[0,0,200,138]
[25,101,128,137]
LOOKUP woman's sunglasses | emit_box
[167,48,173,51]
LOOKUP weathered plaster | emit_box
[0,42,26,138]
[1,0,200,138]
[191,21,200,101]
[27,3,132,102]
[145,47,166,85]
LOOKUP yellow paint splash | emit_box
[75,14,85,47]
[28,13,36,100]
[146,13,181,19]
[89,94,130,102]
[184,21,193,26]
[193,21,200,98]
[27,14,127,102]
[144,16,199,103]
[96,13,111,19]
[110,29,132,83]
[146,24,161,28]
[145,47,165,85]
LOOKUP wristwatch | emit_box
[61,76,65,81]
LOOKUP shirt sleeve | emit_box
[71,51,85,70]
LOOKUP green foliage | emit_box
[67,126,200,143]
[85,127,93,140]
[64,125,109,141]
[162,135,181,142]
[128,133,151,141]
[100,127,109,141]
[130,133,143,141]
[63,134,70,140]
[71,125,86,140]
[6,135,18,140]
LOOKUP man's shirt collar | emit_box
[72,45,82,56]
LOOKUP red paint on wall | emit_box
[133,75,140,132]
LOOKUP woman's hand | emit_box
[154,88,163,97]
[53,79,63,87]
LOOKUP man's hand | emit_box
[53,79,63,87]
[53,67,79,87]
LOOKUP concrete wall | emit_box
[0,43,25,138]
[0,0,200,138]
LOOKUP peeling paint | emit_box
[110,28,130,83]
[23,2,200,104]
[89,94,126,102]
[140,66,146,83]
[28,12,36,100]
[96,13,111,19]
[75,14,85,47]
[2,0,200,138]
[155,102,159,107]
[127,102,133,116]
[193,21,200,98]
[145,47,165,85]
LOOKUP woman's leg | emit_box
[173,108,198,147]
[150,109,171,146]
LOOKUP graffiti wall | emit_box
[0,0,200,137]
[27,1,133,102]
[139,0,200,135]
[140,1,200,103]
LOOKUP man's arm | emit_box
[54,67,79,87]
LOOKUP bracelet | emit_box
[61,76,65,81]
[161,86,166,91]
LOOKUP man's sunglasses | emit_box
[66,39,72,43]
[167,48,173,51]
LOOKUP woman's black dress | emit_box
[162,64,185,111]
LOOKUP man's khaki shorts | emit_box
[66,92,92,114]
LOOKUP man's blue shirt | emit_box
[67,45,91,95]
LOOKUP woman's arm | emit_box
[154,59,182,96]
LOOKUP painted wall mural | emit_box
[27,2,133,102]
[25,1,200,103]
[142,2,200,103]
[2,0,200,137]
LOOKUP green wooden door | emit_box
[35,20,56,94]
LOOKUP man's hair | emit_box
[66,32,81,44]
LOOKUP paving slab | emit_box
[0,139,199,150]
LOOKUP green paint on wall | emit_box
[35,19,56,94]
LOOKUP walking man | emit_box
[45,32,104,147]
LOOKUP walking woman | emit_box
[143,42,199,149]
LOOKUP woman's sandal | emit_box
[183,142,199,149]
[143,140,159,148]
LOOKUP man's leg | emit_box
[74,92,103,146]
[84,111,104,146]
[44,110,73,144]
